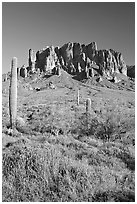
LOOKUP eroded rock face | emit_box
[29,49,36,72]
[60,42,74,67]
[94,49,127,78]
[20,65,27,78]
[86,42,97,61]
[36,46,58,73]
[30,41,127,79]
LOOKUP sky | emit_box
[2,2,135,74]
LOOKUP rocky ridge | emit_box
[3,41,134,89]
[28,42,127,81]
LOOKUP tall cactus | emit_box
[17,67,20,79]
[77,89,80,106]
[85,66,89,79]
[86,98,91,113]
[9,57,17,129]
[24,67,27,78]
[56,66,61,76]
[86,98,91,135]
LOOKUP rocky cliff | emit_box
[28,41,127,81]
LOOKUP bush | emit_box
[71,106,121,142]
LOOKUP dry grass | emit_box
[2,75,135,202]
[2,102,135,202]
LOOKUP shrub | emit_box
[71,106,121,142]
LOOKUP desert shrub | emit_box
[92,190,135,202]
[27,105,74,136]
[71,106,122,142]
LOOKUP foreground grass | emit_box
[2,102,135,202]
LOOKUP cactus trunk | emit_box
[85,70,89,79]
[85,66,89,79]
[56,66,61,76]
[9,57,17,129]
[86,98,91,135]
[77,89,80,106]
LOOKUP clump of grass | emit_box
[2,143,96,202]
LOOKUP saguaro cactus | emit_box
[17,67,20,78]
[9,57,17,129]
[86,98,91,113]
[85,66,89,79]
[5,74,7,81]
[86,98,91,134]
[56,66,61,76]
[24,67,27,78]
[77,89,80,106]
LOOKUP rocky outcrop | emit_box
[85,42,97,61]
[93,49,127,79]
[127,65,135,78]
[60,42,74,67]
[36,46,58,73]
[20,65,27,78]
[29,49,36,72]
[28,41,127,80]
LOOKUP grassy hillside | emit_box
[2,71,135,202]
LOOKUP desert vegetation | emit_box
[2,62,135,202]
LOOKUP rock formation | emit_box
[35,45,58,74]
[27,41,127,81]
[127,65,135,78]
[20,65,27,78]
[29,49,36,72]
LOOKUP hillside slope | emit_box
[2,72,135,202]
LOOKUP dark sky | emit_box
[2,2,135,73]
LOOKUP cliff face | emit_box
[29,41,127,79]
